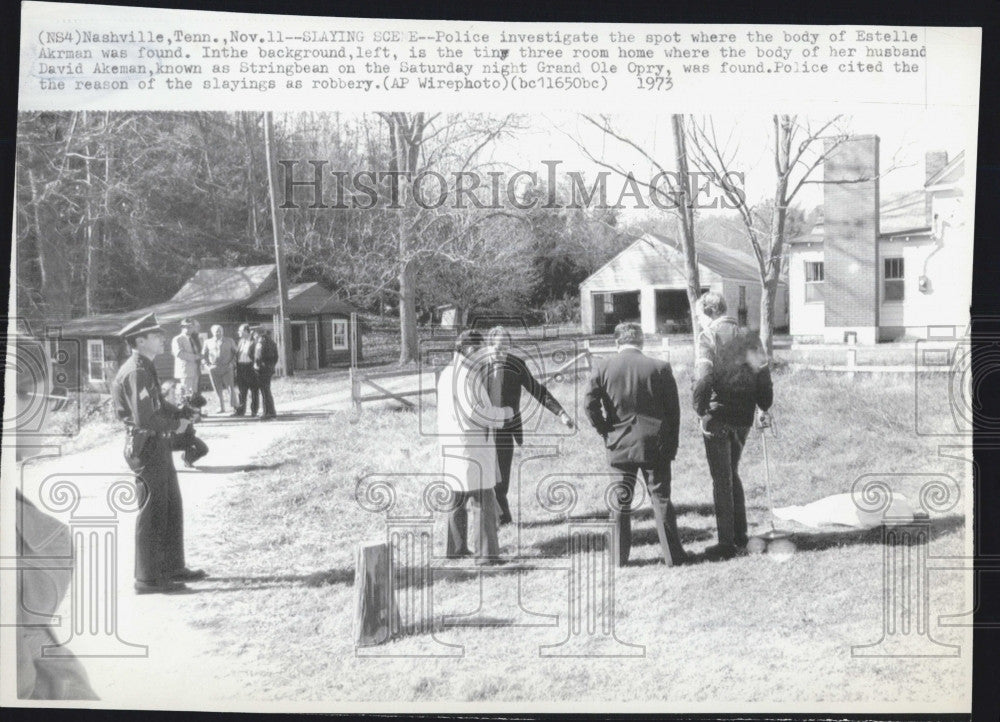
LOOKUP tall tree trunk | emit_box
[82,111,95,315]
[264,111,294,376]
[398,258,418,364]
[762,115,793,359]
[671,115,703,352]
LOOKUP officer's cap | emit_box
[118,313,163,339]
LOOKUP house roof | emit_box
[248,282,357,315]
[925,150,964,187]
[170,264,276,303]
[645,232,764,284]
[792,149,966,243]
[57,264,281,337]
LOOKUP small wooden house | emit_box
[51,265,360,392]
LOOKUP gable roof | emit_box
[580,232,776,289]
[170,264,276,303]
[57,264,279,337]
[248,282,358,315]
[645,232,763,283]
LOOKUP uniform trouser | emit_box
[126,437,185,581]
[446,488,500,559]
[235,363,259,415]
[610,462,686,567]
[172,430,209,465]
[257,372,276,416]
[494,433,516,522]
[703,424,750,548]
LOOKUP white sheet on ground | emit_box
[772,492,915,529]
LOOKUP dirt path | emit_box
[15,378,388,707]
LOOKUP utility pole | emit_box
[263,111,293,377]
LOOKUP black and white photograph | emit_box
[2,2,987,716]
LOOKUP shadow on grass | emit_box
[517,504,766,529]
[179,463,282,474]
[529,523,712,557]
[677,513,967,567]
[196,411,332,424]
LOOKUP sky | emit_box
[485,108,975,225]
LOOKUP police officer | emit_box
[112,313,207,594]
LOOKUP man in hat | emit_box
[172,318,203,401]
[112,313,207,594]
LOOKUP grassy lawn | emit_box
[182,367,970,706]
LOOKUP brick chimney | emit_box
[822,135,880,344]
[925,151,949,185]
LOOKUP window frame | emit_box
[883,257,905,302]
[86,339,105,383]
[804,261,824,304]
[330,319,349,350]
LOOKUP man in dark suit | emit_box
[485,326,574,525]
[584,321,686,567]
[253,328,279,420]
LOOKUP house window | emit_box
[804,261,824,303]
[87,339,105,383]
[884,257,905,302]
[331,319,348,350]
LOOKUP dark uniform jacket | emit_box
[693,316,773,429]
[112,351,183,437]
[585,347,681,467]
[486,353,566,446]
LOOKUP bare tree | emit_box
[687,114,900,356]
[572,114,705,348]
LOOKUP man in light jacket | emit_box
[171,318,202,399]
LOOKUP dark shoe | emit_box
[230,410,244,417]
[474,556,507,566]
[169,567,207,581]
[498,514,513,526]
[704,543,738,561]
[134,579,190,595]
[446,549,472,560]
[260,413,276,421]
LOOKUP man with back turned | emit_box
[584,321,686,567]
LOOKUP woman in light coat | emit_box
[436,330,512,563]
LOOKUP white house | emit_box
[788,137,970,343]
[579,232,789,335]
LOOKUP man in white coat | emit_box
[436,330,512,564]
[172,318,202,399]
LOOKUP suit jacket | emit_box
[171,333,201,380]
[486,353,565,445]
[254,336,279,376]
[585,347,681,467]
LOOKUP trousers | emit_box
[235,363,259,415]
[172,430,209,465]
[610,462,686,567]
[257,371,276,417]
[494,433,515,522]
[126,437,185,581]
[446,488,500,560]
[703,424,750,548]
